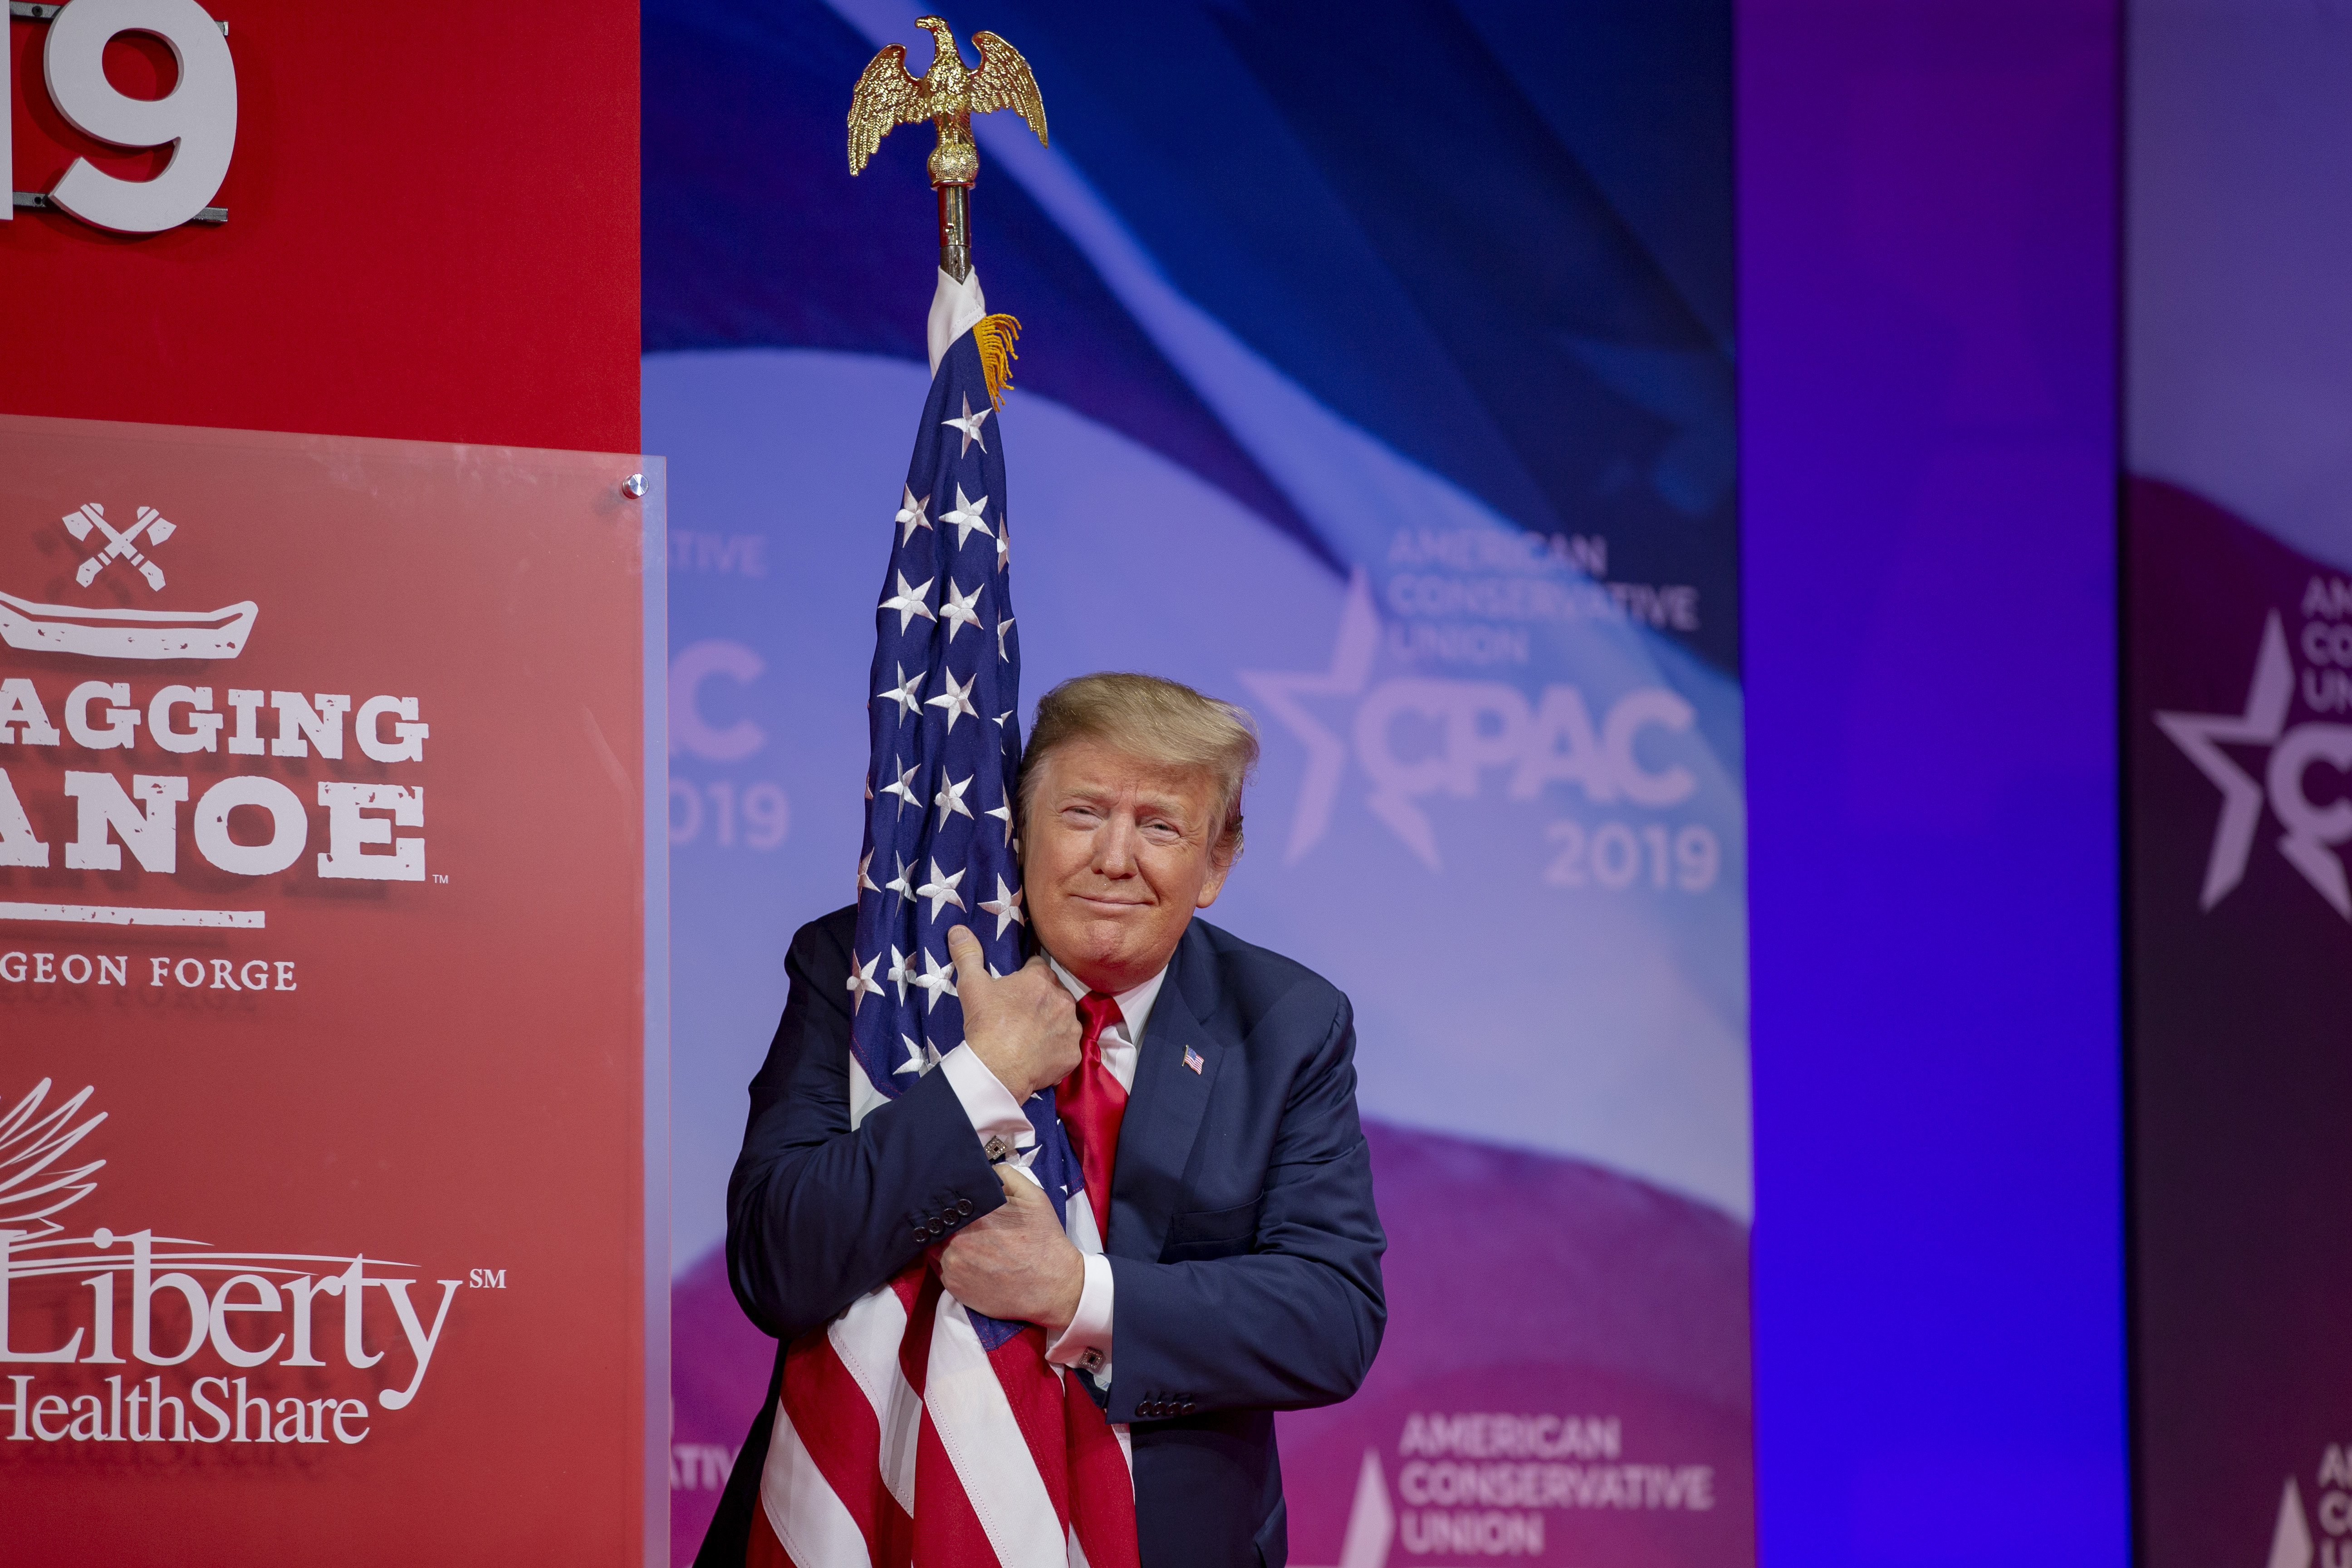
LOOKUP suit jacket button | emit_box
[956,1198,974,1215]
[911,1227,929,1244]
[928,1218,945,1236]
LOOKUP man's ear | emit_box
[1196,846,1234,909]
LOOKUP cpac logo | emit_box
[2157,610,2352,919]
[2262,1446,2352,1568]
[1,501,256,661]
[1242,572,1697,870]
[0,1079,465,1448]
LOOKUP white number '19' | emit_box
[4,0,236,234]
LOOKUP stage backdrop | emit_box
[649,3,1748,1564]
[2128,5,2352,1563]
[0,415,665,1562]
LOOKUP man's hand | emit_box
[938,1169,1086,1332]
[946,926,1081,1101]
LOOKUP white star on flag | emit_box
[926,667,979,730]
[894,1033,926,1075]
[879,571,936,632]
[942,392,992,456]
[876,663,924,720]
[912,947,958,1011]
[884,855,914,903]
[858,851,880,895]
[845,952,882,1011]
[996,511,1010,573]
[887,944,916,1002]
[881,760,922,815]
[985,801,1014,844]
[916,857,968,920]
[934,771,974,826]
[939,578,985,643]
[895,486,932,544]
[996,615,1015,661]
[979,875,1025,937]
[941,484,994,548]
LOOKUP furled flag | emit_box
[751,275,1139,1568]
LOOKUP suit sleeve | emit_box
[724,911,1010,1343]
[1102,993,1387,1419]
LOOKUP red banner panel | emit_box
[0,413,662,1563]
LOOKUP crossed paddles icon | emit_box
[62,503,176,591]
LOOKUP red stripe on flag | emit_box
[911,1392,1003,1568]
[780,1326,904,1568]
[899,1269,942,1399]
[986,1327,1074,1536]
[748,1497,801,1568]
[1065,1374,1141,1568]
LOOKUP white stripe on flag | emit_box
[927,1287,1069,1567]
[848,1051,888,1132]
[762,1405,873,1568]
[831,1285,923,1514]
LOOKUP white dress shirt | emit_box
[935,958,1166,1391]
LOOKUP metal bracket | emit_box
[13,191,225,224]
[9,3,227,34]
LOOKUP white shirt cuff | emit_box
[937,1043,1031,1152]
[1045,1253,1115,1385]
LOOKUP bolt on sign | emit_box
[0,413,668,1565]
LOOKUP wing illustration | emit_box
[968,31,1048,148]
[848,44,928,174]
[0,1079,105,1238]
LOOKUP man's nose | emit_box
[1093,815,1138,875]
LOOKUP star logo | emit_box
[916,857,968,920]
[942,393,992,457]
[1237,567,1380,865]
[979,874,1024,937]
[895,486,932,545]
[878,571,936,633]
[2157,609,2352,919]
[939,578,985,644]
[941,484,995,549]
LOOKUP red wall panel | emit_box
[0,0,637,452]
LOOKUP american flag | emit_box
[751,316,1139,1568]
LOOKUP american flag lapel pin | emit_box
[1183,1046,1204,1075]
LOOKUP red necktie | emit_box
[1057,991,1129,1243]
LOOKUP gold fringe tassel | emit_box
[971,313,1023,409]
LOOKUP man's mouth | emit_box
[1071,892,1147,910]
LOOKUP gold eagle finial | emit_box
[847,18,1048,178]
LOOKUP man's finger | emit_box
[945,925,989,989]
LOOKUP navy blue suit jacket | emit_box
[696,904,1386,1568]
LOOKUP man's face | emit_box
[1021,737,1232,995]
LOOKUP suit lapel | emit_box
[1108,922,1230,1260]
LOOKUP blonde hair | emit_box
[1019,672,1260,862]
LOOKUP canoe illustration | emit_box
[0,587,257,660]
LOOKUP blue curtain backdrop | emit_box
[646,5,1747,1563]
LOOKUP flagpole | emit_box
[930,117,976,283]
[844,19,1047,287]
